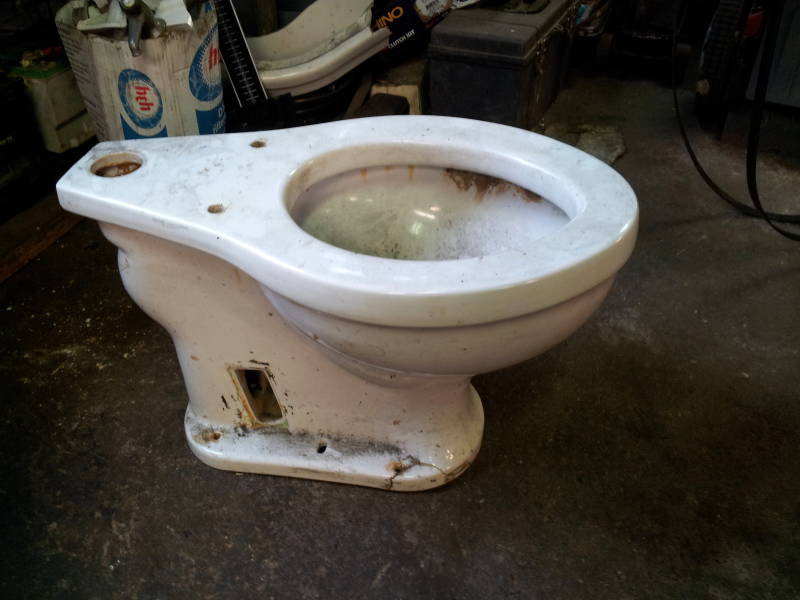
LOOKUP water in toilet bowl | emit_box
[291,165,570,261]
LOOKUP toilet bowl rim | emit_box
[56,116,638,328]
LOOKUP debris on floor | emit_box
[544,123,626,164]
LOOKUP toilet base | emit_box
[100,223,485,492]
[184,388,482,491]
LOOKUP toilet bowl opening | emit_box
[288,164,571,261]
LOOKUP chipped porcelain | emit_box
[56,116,638,491]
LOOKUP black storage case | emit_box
[427,0,576,128]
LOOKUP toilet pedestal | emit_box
[102,222,484,491]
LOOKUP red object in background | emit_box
[34,47,65,59]
[743,10,764,39]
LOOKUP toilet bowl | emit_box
[248,0,390,97]
[56,115,638,491]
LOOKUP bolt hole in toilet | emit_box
[56,116,638,491]
[90,152,142,177]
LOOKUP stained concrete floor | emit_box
[2,71,799,599]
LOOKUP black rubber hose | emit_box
[671,0,800,237]
[745,0,800,241]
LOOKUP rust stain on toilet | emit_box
[228,368,261,429]
[197,429,221,443]
[444,168,542,203]
[360,168,368,179]
[407,165,415,179]
[387,460,412,474]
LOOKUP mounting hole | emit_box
[201,430,222,442]
[90,152,142,177]
[250,140,266,148]
[317,442,327,454]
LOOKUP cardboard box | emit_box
[56,1,225,140]
[15,60,94,153]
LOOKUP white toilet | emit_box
[57,116,638,491]
[248,0,390,97]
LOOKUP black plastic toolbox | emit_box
[427,0,576,128]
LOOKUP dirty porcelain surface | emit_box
[56,116,638,490]
[293,165,569,260]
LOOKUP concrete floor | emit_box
[1,71,799,599]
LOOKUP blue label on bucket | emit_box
[196,102,226,135]
[118,69,164,131]
[120,117,167,139]
[189,25,223,102]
